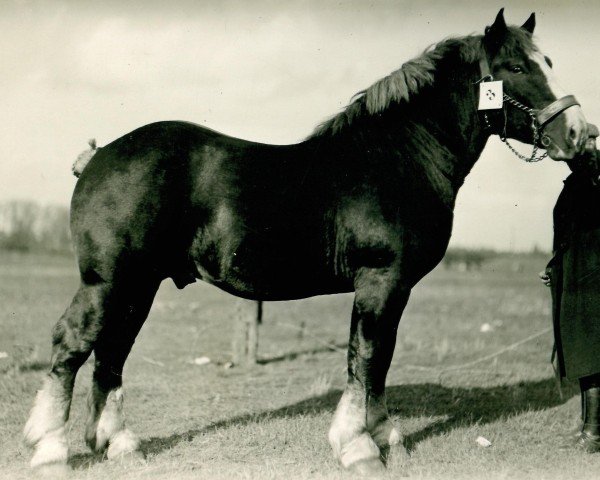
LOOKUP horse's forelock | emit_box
[497,26,538,59]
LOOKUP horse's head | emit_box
[482,9,587,161]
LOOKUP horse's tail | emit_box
[72,138,100,178]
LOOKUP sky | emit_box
[1,0,599,251]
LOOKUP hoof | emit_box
[106,429,142,460]
[338,432,381,469]
[348,457,386,477]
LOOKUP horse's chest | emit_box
[333,197,453,281]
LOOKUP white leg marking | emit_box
[24,376,71,468]
[107,429,141,459]
[371,418,401,447]
[329,390,365,457]
[339,433,381,468]
[24,377,68,446]
[95,388,124,451]
[95,387,141,457]
[366,396,401,447]
[30,427,69,468]
[329,389,382,468]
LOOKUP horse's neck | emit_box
[411,111,488,194]
[392,71,491,206]
[307,59,491,208]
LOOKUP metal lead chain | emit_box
[499,94,548,163]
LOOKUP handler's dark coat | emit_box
[550,151,600,380]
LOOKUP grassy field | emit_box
[0,251,593,479]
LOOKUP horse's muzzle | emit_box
[543,103,588,160]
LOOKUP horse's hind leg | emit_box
[84,278,160,459]
[24,282,109,470]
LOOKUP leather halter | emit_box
[536,95,580,127]
[477,55,580,162]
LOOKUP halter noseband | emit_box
[477,56,581,162]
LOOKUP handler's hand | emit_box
[538,270,551,287]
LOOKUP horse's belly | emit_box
[198,262,348,301]
[191,235,346,300]
[207,273,351,301]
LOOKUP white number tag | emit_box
[478,81,503,110]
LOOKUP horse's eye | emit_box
[509,65,524,74]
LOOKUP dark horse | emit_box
[24,10,588,474]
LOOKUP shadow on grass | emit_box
[69,377,578,469]
[388,379,579,452]
[0,360,50,375]
[257,342,348,365]
[70,452,106,470]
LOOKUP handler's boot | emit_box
[576,375,600,453]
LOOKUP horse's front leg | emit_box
[329,267,409,473]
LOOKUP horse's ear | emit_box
[521,13,535,35]
[484,8,508,53]
[485,8,507,35]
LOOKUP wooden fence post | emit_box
[232,299,262,366]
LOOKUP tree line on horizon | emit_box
[0,200,71,253]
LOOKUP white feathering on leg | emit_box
[371,418,401,446]
[95,388,125,451]
[328,390,366,459]
[24,377,68,447]
[107,429,141,459]
[366,397,401,448]
[339,433,381,469]
[29,427,69,468]
[329,389,384,469]
[95,387,142,458]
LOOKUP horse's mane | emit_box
[310,27,536,138]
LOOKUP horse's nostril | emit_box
[568,126,583,150]
[569,127,578,141]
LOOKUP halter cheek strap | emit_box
[478,57,493,83]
